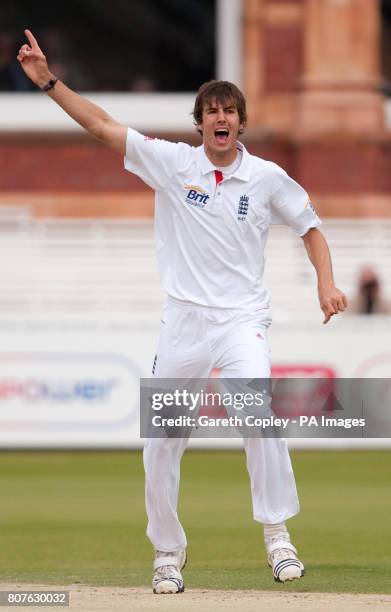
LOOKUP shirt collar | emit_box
[196,141,251,182]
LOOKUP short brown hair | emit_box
[192,80,247,134]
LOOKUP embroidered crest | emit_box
[237,194,249,221]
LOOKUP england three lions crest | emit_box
[237,194,249,221]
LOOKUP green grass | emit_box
[0,450,390,593]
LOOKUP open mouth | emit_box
[214,128,229,145]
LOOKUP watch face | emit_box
[43,78,58,91]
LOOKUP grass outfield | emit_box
[0,450,390,593]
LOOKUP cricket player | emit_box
[18,30,347,595]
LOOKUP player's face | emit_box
[198,98,244,165]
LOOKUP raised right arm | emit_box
[17,30,127,155]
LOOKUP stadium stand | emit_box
[0,207,390,317]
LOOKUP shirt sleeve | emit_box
[123,127,185,191]
[270,168,321,236]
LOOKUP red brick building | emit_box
[1,0,390,219]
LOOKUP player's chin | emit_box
[212,138,231,151]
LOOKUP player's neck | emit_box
[204,146,238,168]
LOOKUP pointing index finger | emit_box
[25,29,39,49]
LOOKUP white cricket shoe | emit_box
[267,540,305,583]
[152,549,186,594]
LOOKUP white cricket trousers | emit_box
[143,297,299,552]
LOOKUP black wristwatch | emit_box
[42,77,58,92]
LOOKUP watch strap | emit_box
[42,78,59,92]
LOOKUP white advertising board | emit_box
[0,313,389,448]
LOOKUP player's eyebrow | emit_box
[205,102,237,112]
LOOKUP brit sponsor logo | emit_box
[184,184,210,208]
[237,194,249,221]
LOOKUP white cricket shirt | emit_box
[124,128,321,310]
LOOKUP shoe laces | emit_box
[267,534,296,564]
[269,547,297,564]
[156,564,179,579]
